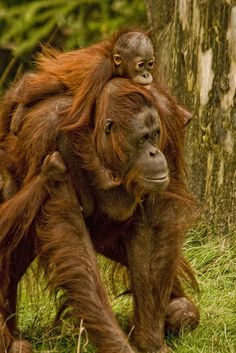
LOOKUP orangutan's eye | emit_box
[104,119,113,134]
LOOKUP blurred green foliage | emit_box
[0,0,146,91]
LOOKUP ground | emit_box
[17,225,236,353]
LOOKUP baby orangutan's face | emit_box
[113,32,155,85]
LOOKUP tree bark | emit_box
[146,0,236,234]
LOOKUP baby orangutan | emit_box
[113,31,155,84]
[9,31,155,135]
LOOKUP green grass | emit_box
[169,226,236,353]
[17,225,236,353]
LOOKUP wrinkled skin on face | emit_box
[113,32,155,85]
[92,83,169,221]
[126,106,169,191]
[95,103,169,195]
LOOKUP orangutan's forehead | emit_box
[133,106,160,130]
[114,32,154,57]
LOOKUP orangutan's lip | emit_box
[142,175,169,183]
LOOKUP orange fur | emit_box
[0,33,199,353]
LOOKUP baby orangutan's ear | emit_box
[113,54,122,66]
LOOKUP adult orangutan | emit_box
[0,77,199,353]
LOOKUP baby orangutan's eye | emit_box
[148,60,155,69]
[135,61,145,71]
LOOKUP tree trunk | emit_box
[146,0,236,234]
